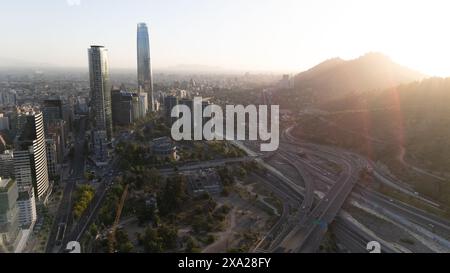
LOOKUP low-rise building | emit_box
[185,169,223,197]
[150,137,177,161]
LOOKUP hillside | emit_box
[274,53,426,109]
[292,77,450,204]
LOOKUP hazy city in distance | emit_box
[1,0,450,260]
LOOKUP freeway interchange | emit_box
[248,124,450,253]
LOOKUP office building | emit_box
[111,88,134,126]
[137,23,155,111]
[163,95,178,125]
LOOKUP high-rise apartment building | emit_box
[15,111,50,201]
[88,45,113,140]
[88,46,112,166]
[12,111,48,228]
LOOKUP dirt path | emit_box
[397,146,446,181]
[202,208,237,253]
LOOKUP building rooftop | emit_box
[0,177,14,192]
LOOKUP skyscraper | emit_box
[88,45,113,141]
[15,111,50,201]
[137,22,155,112]
[12,110,48,228]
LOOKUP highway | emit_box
[241,119,450,253]
[249,123,450,253]
[158,156,255,175]
[245,138,364,252]
[276,149,358,252]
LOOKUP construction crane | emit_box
[108,183,129,253]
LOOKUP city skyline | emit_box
[1,0,450,76]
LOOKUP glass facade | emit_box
[137,23,155,112]
[88,46,113,141]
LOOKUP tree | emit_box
[115,229,134,253]
[140,224,179,253]
[158,224,178,250]
[135,199,157,225]
[73,185,95,219]
[158,175,189,216]
[142,227,163,253]
[89,224,99,238]
[185,236,200,253]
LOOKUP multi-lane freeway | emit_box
[246,123,450,253]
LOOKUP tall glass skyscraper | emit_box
[88,45,113,141]
[137,22,155,112]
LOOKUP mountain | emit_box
[293,52,426,103]
[292,77,450,204]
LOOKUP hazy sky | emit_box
[1,0,450,75]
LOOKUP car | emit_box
[302,206,306,210]
[389,199,394,202]
[324,198,329,202]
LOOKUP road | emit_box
[158,156,256,175]
[58,129,138,252]
[276,149,358,252]
[46,116,87,253]
[60,173,114,252]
